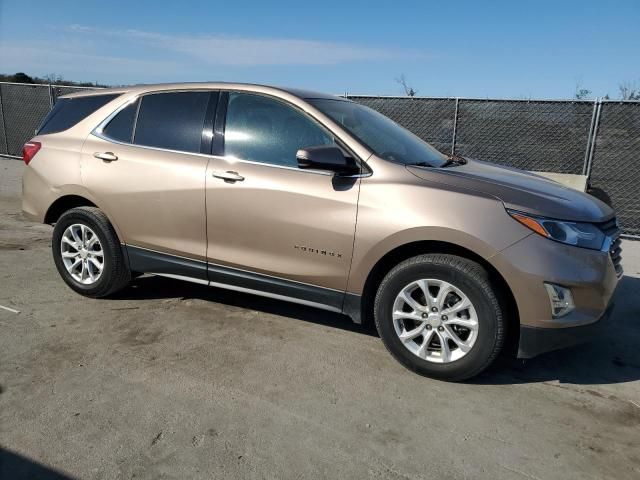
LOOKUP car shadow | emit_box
[115,274,640,386]
[114,275,379,338]
[0,447,76,480]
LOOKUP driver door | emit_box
[205,92,360,309]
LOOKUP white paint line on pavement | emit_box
[0,304,20,314]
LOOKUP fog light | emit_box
[544,283,575,318]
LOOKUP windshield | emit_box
[309,99,448,167]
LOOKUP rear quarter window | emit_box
[101,99,139,143]
[37,94,120,135]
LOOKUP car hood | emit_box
[407,158,614,223]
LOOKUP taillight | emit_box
[22,141,41,165]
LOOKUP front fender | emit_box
[345,165,531,295]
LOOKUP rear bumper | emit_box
[21,163,47,223]
[21,208,40,222]
[517,302,615,358]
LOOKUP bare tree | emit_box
[43,73,63,85]
[574,81,592,100]
[396,74,417,96]
[619,81,640,100]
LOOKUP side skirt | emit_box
[125,245,362,321]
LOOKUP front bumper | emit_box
[491,232,620,328]
[489,231,621,357]
[517,302,615,358]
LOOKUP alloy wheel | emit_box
[392,279,479,363]
[60,224,104,285]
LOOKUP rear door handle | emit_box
[94,151,118,162]
[212,170,244,182]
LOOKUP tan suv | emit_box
[22,83,622,380]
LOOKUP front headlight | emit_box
[507,210,606,250]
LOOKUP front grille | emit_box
[600,218,623,276]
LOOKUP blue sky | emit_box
[0,0,638,99]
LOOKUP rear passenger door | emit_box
[82,91,217,280]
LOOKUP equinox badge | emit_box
[294,245,343,259]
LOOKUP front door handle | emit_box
[94,151,118,162]
[212,170,245,182]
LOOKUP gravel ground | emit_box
[1,159,639,480]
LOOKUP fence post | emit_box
[582,99,599,175]
[0,86,9,156]
[48,83,54,107]
[451,97,460,154]
[584,99,603,179]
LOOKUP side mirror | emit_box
[296,145,360,176]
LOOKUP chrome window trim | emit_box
[92,129,219,160]
[91,90,373,178]
[207,154,372,178]
[130,97,141,144]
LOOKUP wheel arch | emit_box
[43,193,125,245]
[44,195,97,224]
[357,240,520,356]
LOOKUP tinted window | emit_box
[225,93,334,167]
[38,94,119,135]
[134,92,210,153]
[101,99,139,143]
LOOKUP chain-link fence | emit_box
[453,100,596,174]
[588,102,640,236]
[0,82,100,158]
[0,83,52,157]
[0,82,638,236]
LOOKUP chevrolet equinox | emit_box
[21,83,622,380]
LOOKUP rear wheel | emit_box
[52,207,130,298]
[374,254,505,381]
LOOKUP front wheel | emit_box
[374,254,505,381]
[52,207,131,298]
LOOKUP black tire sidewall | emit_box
[375,257,502,381]
[52,210,116,296]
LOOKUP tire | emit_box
[52,207,131,298]
[374,254,505,381]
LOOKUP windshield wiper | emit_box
[441,154,467,168]
[408,155,467,169]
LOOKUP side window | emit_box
[224,92,334,167]
[133,91,210,153]
[101,99,139,143]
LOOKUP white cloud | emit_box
[64,24,426,66]
[0,25,430,84]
